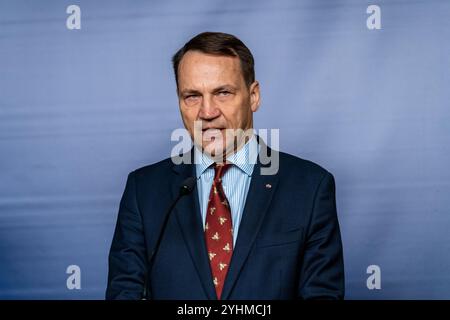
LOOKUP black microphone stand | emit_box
[142,177,196,299]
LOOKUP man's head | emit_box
[172,32,260,161]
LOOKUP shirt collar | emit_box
[194,133,258,178]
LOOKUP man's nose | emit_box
[198,95,220,120]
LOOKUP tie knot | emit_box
[213,163,231,181]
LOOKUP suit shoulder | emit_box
[278,151,333,179]
[129,157,174,179]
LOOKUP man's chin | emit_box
[202,144,225,157]
[200,142,233,162]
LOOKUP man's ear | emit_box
[249,81,260,112]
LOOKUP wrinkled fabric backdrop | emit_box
[0,0,449,299]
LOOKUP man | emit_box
[106,32,344,300]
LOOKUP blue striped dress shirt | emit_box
[194,134,259,246]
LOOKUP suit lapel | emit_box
[221,143,280,300]
[170,157,217,300]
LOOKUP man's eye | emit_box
[185,95,199,100]
[217,91,230,96]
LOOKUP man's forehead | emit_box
[178,51,244,88]
[179,52,241,75]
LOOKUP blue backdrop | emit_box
[0,0,449,299]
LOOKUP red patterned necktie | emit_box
[204,163,233,299]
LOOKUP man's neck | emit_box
[202,131,255,163]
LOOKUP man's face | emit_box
[177,50,260,160]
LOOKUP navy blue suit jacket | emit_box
[106,144,345,300]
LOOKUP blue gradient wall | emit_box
[0,0,449,299]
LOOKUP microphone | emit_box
[143,176,197,299]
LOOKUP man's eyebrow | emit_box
[179,89,202,96]
[212,85,237,93]
[179,85,238,96]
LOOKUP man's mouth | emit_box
[201,128,225,141]
[202,127,225,133]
